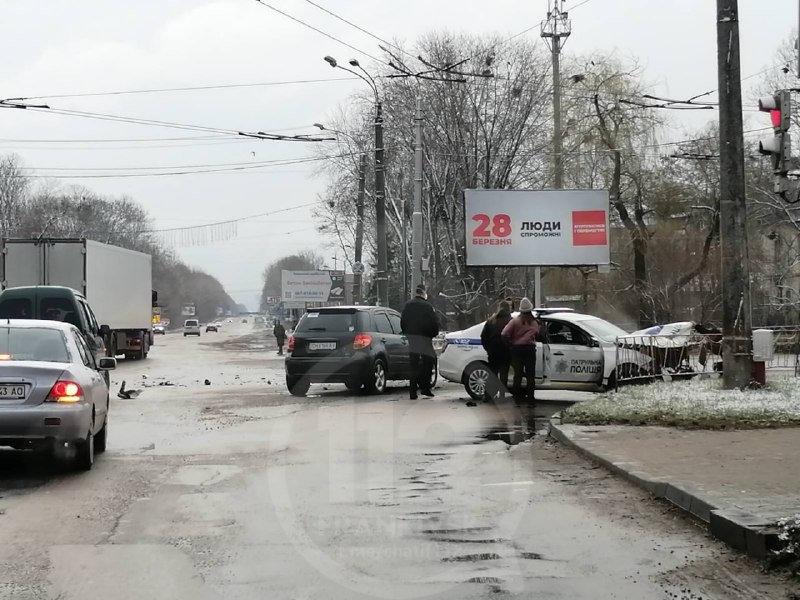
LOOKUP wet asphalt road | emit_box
[0,321,794,599]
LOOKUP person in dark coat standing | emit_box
[480,300,513,399]
[401,284,440,399]
[273,321,287,355]
[501,297,541,401]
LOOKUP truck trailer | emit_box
[1,238,154,359]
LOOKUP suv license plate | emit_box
[0,385,26,400]
[309,342,336,351]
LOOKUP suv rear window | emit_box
[0,298,33,319]
[0,327,69,362]
[296,310,363,333]
[185,320,199,327]
[40,297,82,329]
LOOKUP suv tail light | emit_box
[47,381,84,403]
[353,333,372,350]
[287,336,295,351]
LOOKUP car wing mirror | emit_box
[100,324,111,337]
[98,357,117,371]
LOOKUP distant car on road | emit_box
[241,318,248,324]
[183,319,201,337]
[284,306,437,397]
[438,310,649,400]
[152,323,166,335]
[0,319,117,470]
[205,324,218,333]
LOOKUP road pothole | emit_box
[442,553,501,562]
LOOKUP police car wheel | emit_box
[464,362,491,401]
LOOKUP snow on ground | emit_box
[562,377,800,428]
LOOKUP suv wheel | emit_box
[464,362,491,401]
[366,359,387,394]
[287,376,310,397]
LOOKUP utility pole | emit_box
[402,194,409,300]
[411,96,424,295]
[354,153,366,304]
[540,0,571,307]
[716,0,753,388]
[375,102,389,307]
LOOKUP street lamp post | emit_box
[324,56,388,307]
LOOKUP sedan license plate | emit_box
[0,385,26,400]
[309,342,336,351]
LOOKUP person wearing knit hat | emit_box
[501,296,541,401]
[400,283,440,399]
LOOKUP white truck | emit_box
[1,238,154,359]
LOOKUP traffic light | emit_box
[758,90,792,184]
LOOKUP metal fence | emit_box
[613,327,800,386]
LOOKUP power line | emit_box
[20,148,374,178]
[0,134,238,143]
[4,103,330,142]
[302,0,411,59]
[14,105,243,136]
[251,0,384,64]
[3,77,359,102]
[20,151,358,172]
[150,202,319,233]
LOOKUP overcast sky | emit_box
[1,1,796,309]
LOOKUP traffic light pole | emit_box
[716,0,753,389]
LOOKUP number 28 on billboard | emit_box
[464,189,610,267]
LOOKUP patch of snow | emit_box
[564,377,800,426]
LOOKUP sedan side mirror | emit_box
[589,337,600,348]
[98,357,117,371]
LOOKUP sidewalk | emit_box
[548,421,799,559]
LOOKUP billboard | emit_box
[281,270,332,303]
[181,303,196,317]
[329,273,345,302]
[464,189,610,266]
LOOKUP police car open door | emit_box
[542,320,604,386]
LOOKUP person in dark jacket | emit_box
[400,284,440,399]
[273,321,286,355]
[480,300,513,399]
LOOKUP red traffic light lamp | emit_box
[758,90,792,181]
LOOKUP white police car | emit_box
[439,309,645,399]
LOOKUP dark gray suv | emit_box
[284,306,437,396]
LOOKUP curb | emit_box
[548,418,780,560]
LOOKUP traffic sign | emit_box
[352,261,365,274]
